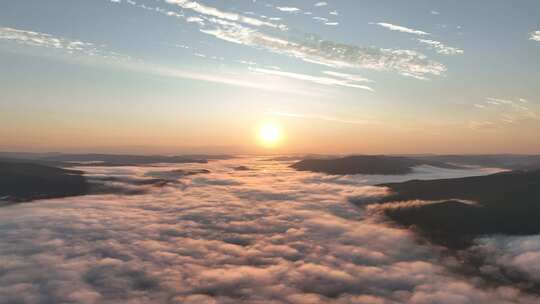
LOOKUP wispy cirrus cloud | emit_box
[200,23,445,79]
[1,27,94,53]
[8,0,448,89]
[485,97,515,105]
[313,16,329,23]
[133,64,322,96]
[372,22,430,36]
[0,26,321,96]
[473,97,539,126]
[186,16,205,26]
[102,0,447,80]
[265,111,373,125]
[418,39,464,55]
[469,120,496,130]
[322,71,373,83]
[314,2,328,7]
[4,0,451,88]
[118,0,443,80]
[0,27,128,61]
[311,16,339,26]
[250,67,375,91]
[164,0,283,28]
[276,6,301,13]
[530,31,540,42]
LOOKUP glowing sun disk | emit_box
[259,124,281,147]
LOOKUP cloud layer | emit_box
[471,235,540,285]
[1,0,454,91]
[153,1,448,79]
[418,39,464,55]
[530,31,540,42]
[0,158,536,303]
[200,23,446,79]
[471,97,539,128]
[373,22,430,36]
[0,27,120,59]
[250,68,374,91]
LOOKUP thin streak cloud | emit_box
[0,27,318,96]
[473,97,540,126]
[164,0,282,28]
[373,22,431,36]
[322,71,373,83]
[251,68,375,91]
[531,31,540,42]
[138,64,321,96]
[200,23,445,79]
[418,39,464,55]
[265,111,373,125]
[99,0,447,80]
[0,27,100,56]
[276,7,301,13]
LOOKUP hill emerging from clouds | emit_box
[0,162,87,203]
[291,155,461,175]
[376,170,540,250]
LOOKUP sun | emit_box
[258,123,281,147]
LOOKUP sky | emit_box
[0,0,539,154]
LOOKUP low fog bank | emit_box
[0,157,536,303]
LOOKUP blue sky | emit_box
[1,0,539,153]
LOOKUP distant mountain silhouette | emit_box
[40,153,209,166]
[412,154,540,170]
[0,152,234,167]
[144,169,210,180]
[266,154,334,162]
[291,155,461,175]
[378,170,540,249]
[233,166,251,171]
[0,162,88,203]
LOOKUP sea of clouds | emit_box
[0,157,538,304]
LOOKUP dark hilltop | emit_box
[0,152,226,204]
[0,162,87,203]
[291,155,461,175]
[376,169,540,249]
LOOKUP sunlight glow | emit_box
[258,123,281,147]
